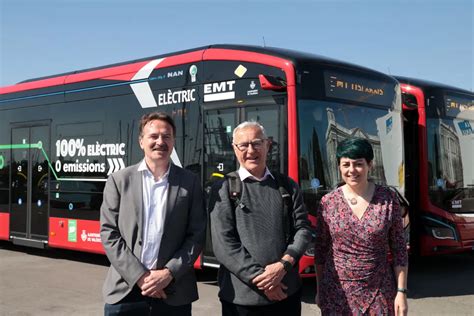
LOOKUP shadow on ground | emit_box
[408,252,474,298]
[0,240,110,266]
[301,278,316,304]
[3,241,473,300]
[301,252,474,302]
[196,268,218,286]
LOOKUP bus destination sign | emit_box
[445,94,473,117]
[324,71,395,107]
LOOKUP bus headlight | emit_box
[431,227,456,240]
[422,215,457,241]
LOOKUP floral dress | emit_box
[314,185,408,315]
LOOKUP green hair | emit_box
[336,137,374,164]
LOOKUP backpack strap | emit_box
[273,173,294,244]
[226,171,242,209]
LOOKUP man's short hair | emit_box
[139,112,176,138]
[232,121,267,141]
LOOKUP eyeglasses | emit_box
[233,139,267,152]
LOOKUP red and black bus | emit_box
[0,44,403,277]
[397,76,474,256]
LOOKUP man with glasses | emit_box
[209,121,312,315]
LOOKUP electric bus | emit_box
[0,44,404,277]
[397,76,474,256]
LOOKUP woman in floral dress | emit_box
[315,138,408,316]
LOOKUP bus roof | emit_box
[9,44,391,88]
[210,44,391,78]
[395,76,473,95]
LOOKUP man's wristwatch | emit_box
[279,259,292,272]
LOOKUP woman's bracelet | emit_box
[397,287,408,294]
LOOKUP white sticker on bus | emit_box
[204,91,235,102]
[130,58,165,108]
[81,230,101,243]
[204,80,236,102]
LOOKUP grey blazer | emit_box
[100,162,206,305]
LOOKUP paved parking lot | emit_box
[1,241,473,315]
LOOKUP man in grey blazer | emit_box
[100,112,206,315]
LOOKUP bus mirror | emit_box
[402,93,418,110]
[258,74,287,91]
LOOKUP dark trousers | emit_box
[221,289,302,316]
[104,287,191,316]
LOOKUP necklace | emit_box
[347,197,358,205]
[344,183,372,206]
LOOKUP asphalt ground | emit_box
[1,241,473,315]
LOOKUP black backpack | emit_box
[225,171,295,244]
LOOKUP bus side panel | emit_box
[47,91,141,254]
[48,217,105,254]
[454,214,474,250]
[46,62,203,253]
[0,213,9,240]
[0,106,11,241]
[457,220,474,244]
[419,235,472,256]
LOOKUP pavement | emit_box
[1,242,473,315]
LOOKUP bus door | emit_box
[202,101,283,267]
[10,125,50,247]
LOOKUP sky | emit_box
[0,0,472,91]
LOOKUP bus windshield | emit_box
[298,99,404,215]
[426,92,474,213]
